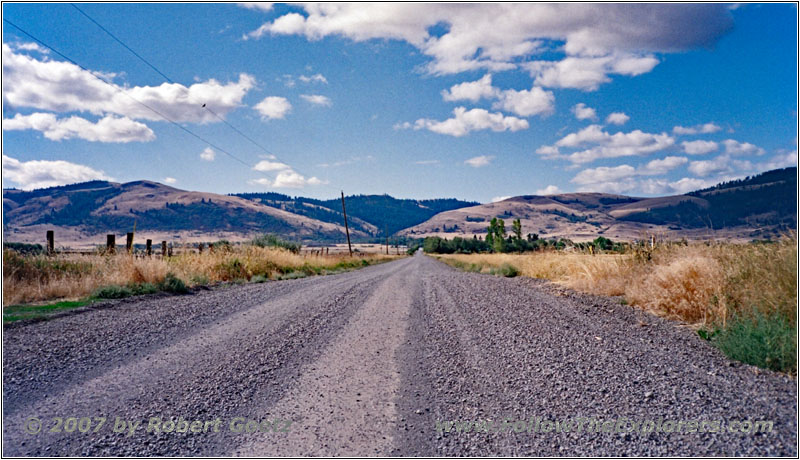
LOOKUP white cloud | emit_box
[572,165,637,185]
[414,159,440,165]
[404,107,528,137]
[541,124,674,164]
[681,140,718,155]
[571,103,597,121]
[465,155,494,167]
[300,94,332,106]
[606,112,629,125]
[672,122,721,135]
[757,151,797,170]
[200,147,216,161]
[253,160,291,172]
[2,155,112,190]
[572,156,690,193]
[526,54,659,91]
[536,185,561,195]
[639,177,716,195]
[298,73,328,84]
[441,74,554,117]
[239,3,274,12]
[3,112,154,143]
[253,96,291,120]
[441,74,498,102]
[722,139,766,156]
[273,170,327,188]
[245,4,731,79]
[163,177,177,184]
[687,154,753,177]
[492,86,554,117]
[491,195,511,203]
[3,44,255,124]
[248,178,272,187]
[639,156,688,175]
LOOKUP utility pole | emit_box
[341,191,352,257]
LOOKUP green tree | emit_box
[512,218,522,241]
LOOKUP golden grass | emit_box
[3,247,401,305]
[437,236,797,328]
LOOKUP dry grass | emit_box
[437,236,797,328]
[3,246,401,305]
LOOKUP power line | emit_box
[70,4,174,84]
[3,17,255,172]
[67,4,336,193]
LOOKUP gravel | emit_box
[3,253,796,456]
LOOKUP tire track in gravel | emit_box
[2,258,412,456]
[395,256,797,456]
[232,256,417,456]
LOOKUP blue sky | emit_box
[2,3,797,202]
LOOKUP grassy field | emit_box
[436,237,797,373]
[3,244,402,322]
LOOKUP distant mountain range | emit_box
[400,167,796,242]
[2,168,795,247]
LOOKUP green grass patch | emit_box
[714,312,796,373]
[4,299,95,323]
[489,263,519,278]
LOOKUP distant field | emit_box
[3,242,403,316]
[436,236,797,373]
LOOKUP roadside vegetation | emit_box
[426,218,797,373]
[3,234,401,322]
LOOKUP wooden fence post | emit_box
[107,234,116,254]
[146,239,152,257]
[126,232,134,254]
[167,243,173,257]
[161,241,167,257]
[46,230,54,255]
[198,243,204,254]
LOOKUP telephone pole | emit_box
[341,191,352,257]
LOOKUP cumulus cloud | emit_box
[681,140,718,155]
[606,112,629,125]
[536,185,561,195]
[540,124,674,164]
[244,4,731,78]
[491,195,511,203]
[525,54,659,91]
[672,122,721,135]
[300,94,332,106]
[3,44,255,124]
[491,86,554,117]
[3,112,154,143]
[571,103,597,121]
[298,73,328,84]
[688,154,753,177]
[401,107,528,137]
[757,151,798,170]
[253,160,291,172]
[163,177,177,184]
[722,139,766,156]
[441,74,498,102]
[254,96,291,120]
[441,74,554,117]
[200,147,216,161]
[272,170,327,188]
[571,156,689,193]
[465,155,494,167]
[2,154,112,190]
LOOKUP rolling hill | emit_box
[399,168,797,242]
[3,180,365,248]
[232,192,478,237]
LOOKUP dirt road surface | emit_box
[3,254,796,456]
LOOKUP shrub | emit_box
[251,234,301,253]
[159,273,188,294]
[250,274,269,283]
[92,284,134,299]
[491,262,519,277]
[715,312,796,373]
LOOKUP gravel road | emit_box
[3,253,796,456]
